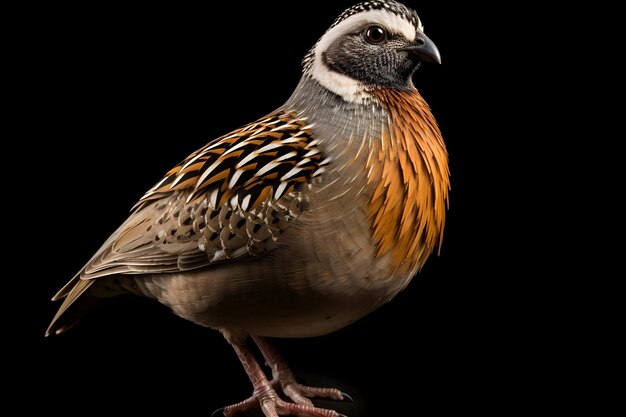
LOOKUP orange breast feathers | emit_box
[368,89,450,274]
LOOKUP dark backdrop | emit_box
[15,1,530,416]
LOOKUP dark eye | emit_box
[365,26,386,44]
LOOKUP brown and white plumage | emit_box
[48,111,324,334]
[48,2,449,416]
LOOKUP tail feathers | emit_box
[51,272,84,302]
[46,278,97,337]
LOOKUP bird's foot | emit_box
[256,335,351,406]
[213,384,347,417]
[268,368,351,406]
[216,336,350,417]
[214,363,351,416]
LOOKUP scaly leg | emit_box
[252,336,349,405]
[213,339,346,417]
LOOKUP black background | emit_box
[14,1,537,416]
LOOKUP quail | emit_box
[47,1,449,416]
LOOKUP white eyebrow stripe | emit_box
[317,10,417,55]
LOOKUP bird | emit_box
[46,1,449,416]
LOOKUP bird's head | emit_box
[303,0,440,103]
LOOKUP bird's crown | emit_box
[329,0,422,32]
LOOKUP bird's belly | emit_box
[137,177,415,338]
[140,256,401,338]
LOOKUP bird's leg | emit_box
[252,336,349,405]
[215,339,345,417]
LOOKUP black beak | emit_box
[399,33,441,64]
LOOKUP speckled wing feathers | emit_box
[48,111,325,334]
[75,111,324,280]
[136,111,322,212]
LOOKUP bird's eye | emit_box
[365,26,386,44]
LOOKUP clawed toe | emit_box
[213,387,347,417]
[211,407,225,417]
[339,392,353,402]
[281,381,347,404]
[220,337,352,417]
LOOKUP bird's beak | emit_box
[399,33,441,64]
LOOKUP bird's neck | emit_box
[285,76,449,275]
